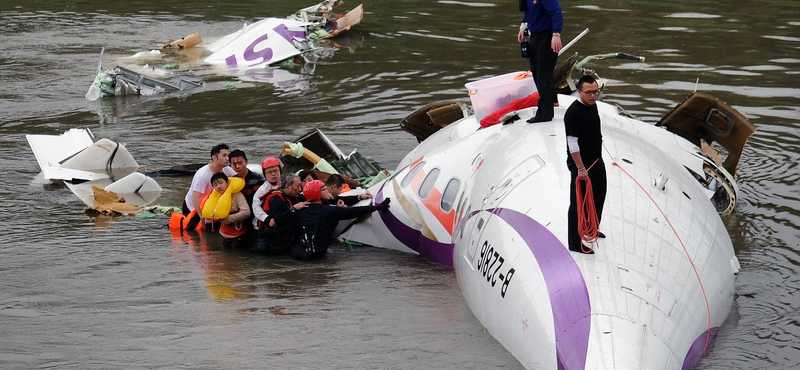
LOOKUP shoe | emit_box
[583,232,606,239]
[568,243,594,254]
[526,116,552,124]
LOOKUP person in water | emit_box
[294,180,390,261]
[254,174,309,255]
[208,172,252,249]
[564,75,607,254]
[230,149,264,210]
[230,149,264,244]
[182,143,237,230]
[324,174,372,207]
[251,157,283,230]
[518,0,563,123]
[298,169,318,188]
[297,169,317,202]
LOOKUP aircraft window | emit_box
[401,161,425,187]
[418,168,440,199]
[440,178,460,212]
[391,164,409,182]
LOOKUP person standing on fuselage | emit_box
[518,0,563,123]
[564,75,607,254]
[182,143,237,230]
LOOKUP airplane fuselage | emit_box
[339,94,739,369]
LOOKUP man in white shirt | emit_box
[182,144,237,229]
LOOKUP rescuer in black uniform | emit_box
[294,180,390,261]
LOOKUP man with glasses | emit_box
[251,157,283,233]
[564,75,607,254]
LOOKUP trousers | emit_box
[567,160,607,248]
[527,30,559,122]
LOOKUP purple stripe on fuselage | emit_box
[486,208,591,370]
[374,177,590,369]
[375,185,454,266]
[681,328,719,370]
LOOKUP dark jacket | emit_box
[264,190,300,237]
[522,0,563,33]
[324,194,361,206]
[294,202,379,260]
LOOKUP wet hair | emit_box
[280,174,300,189]
[298,169,318,181]
[577,75,597,91]
[210,143,230,158]
[325,174,345,188]
[210,172,229,185]
[229,149,247,161]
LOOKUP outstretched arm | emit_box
[331,198,391,220]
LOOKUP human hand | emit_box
[294,201,310,210]
[577,168,589,179]
[269,218,276,227]
[358,192,373,201]
[517,29,525,43]
[337,199,345,207]
[551,34,562,54]
[375,198,391,210]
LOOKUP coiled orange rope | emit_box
[576,160,600,253]
[576,177,599,242]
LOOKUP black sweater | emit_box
[297,203,378,254]
[564,100,603,167]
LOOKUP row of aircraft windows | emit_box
[401,161,460,212]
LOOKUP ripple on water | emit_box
[437,0,496,7]
[659,27,692,32]
[769,58,800,64]
[716,69,762,77]
[665,12,723,19]
[763,35,800,42]
[741,65,787,71]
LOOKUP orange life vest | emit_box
[257,190,292,229]
[168,195,211,231]
[220,220,248,238]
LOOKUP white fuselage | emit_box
[339,95,739,369]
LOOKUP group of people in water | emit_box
[172,143,390,261]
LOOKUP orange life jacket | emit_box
[257,190,292,229]
[168,195,210,231]
[220,220,248,238]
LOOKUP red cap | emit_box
[261,157,281,170]
[303,180,325,201]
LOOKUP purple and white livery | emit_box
[338,88,753,369]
